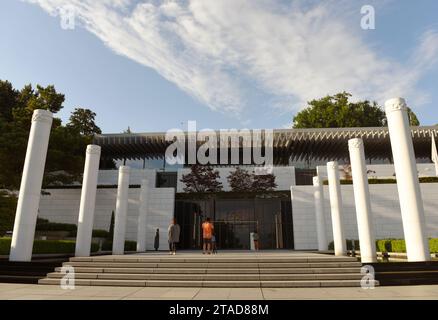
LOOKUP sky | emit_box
[0,0,437,133]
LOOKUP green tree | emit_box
[180,164,223,192]
[227,167,277,192]
[67,108,102,138]
[0,80,19,121]
[227,167,253,192]
[292,92,420,128]
[0,80,100,189]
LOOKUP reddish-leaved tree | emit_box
[180,164,223,192]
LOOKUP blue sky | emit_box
[1,0,438,133]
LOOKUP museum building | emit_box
[35,125,438,252]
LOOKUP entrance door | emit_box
[214,221,257,250]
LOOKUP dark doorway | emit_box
[174,193,293,250]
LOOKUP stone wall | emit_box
[38,187,175,251]
[291,183,438,250]
[177,166,296,192]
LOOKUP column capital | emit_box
[119,166,131,173]
[327,161,338,170]
[32,109,53,124]
[86,145,101,155]
[348,138,363,150]
[385,98,407,114]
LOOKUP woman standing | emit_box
[168,219,180,255]
[154,229,160,251]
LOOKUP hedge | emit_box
[0,238,99,255]
[36,222,77,232]
[328,239,360,251]
[101,240,137,252]
[329,238,438,253]
[0,192,17,237]
[323,177,438,185]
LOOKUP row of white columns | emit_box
[313,98,430,262]
[75,162,151,257]
[9,109,150,261]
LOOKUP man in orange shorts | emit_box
[201,217,214,254]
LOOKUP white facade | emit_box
[38,187,175,251]
[177,166,296,192]
[291,183,438,250]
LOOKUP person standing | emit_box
[168,219,180,255]
[211,233,218,254]
[154,229,160,251]
[253,230,259,251]
[201,217,214,254]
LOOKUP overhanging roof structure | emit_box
[93,126,438,165]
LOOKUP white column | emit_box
[313,176,328,251]
[348,138,377,263]
[112,166,130,255]
[9,110,53,262]
[385,98,430,262]
[75,145,101,257]
[137,179,149,252]
[327,161,347,256]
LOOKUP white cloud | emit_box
[21,0,438,119]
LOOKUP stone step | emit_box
[46,272,363,281]
[54,266,361,274]
[62,261,362,269]
[39,277,378,288]
[69,256,358,263]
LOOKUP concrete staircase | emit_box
[38,252,378,288]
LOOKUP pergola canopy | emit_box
[93,126,438,165]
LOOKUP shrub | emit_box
[0,192,17,237]
[0,238,98,255]
[429,238,438,253]
[101,240,137,252]
[92,229,110,238]
[36,221,77,232]
[390,239,406,253]
[376,240,392,252]
[323,177,438,185]
[328,239,438,254]
[328,239,359,251]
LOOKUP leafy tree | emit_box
[292,92,420,128]
[0,80,100,189]
[181,164,223,192]
[227,167,277,192]
[0,80,18,121]
[0,192,17,236]
[252,174,277,192]
[67,108,102,138]
[227,167,253,192]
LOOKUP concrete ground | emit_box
[1,283,438,300]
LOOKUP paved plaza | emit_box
[1,282,438,300]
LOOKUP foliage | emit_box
[36,221,77,232]
[227,167,253,191]
[0,80,101,233]
[92,229,111,238]
[67,108,102,138]
[108,211,115,240]
[227,167,277,192]
[252,173,277,191]
[0,238,99,255]
[0,80,101,189]
[180,164,223,192]
[292,92,420,128]
[323,177,438,185]
[328,239,360,251]
[101,240,137,252]
[329,239,438,253]
[0,192,17,236]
